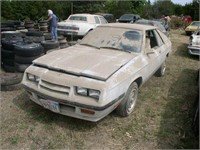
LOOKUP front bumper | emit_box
[188,45,200,56]
[24,85,124,122]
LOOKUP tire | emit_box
[1,49,15,59]
[15,62,31,72]
[2,59,15,66]
[155,61,166,77]
[15,43,44,57]
[41,40,59,52]
[58,35,65,40]
[15,54,43,64]
[27,28,35,31]
[26,31,43,36]
[1,31,22,39]
[25,24,34,28]
[40,26,48,31]
[1,72,23,86]
[24,36,45,43]
[1,39,23,51]
[59,39,67,44]
[39,22,48,26]
[1,27,16,32]
[60,44,69,49]
[44,33,53,40]
[2,64,15,72]
[116,82,138,117]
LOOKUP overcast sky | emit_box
[150,0,193,5]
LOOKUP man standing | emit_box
[47,9,58,40]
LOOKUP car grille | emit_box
[39,80,70,95]
[191,49,200,54]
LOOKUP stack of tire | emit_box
[24,20,35,31]
[24,31,45,43]
[1,22,15,32]
[1,72,23,91]
[1,31,22,40]
[1,20,22,32]
[39,20,48,33]
[1,32,23,72]
[14,42,44,72]
[58,36,69,49]
[41,40,60,54]
[43,32,53,40]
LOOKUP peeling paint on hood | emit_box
[33,45,136,80]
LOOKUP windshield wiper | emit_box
[100,46,131,53]
[80,43,99,49]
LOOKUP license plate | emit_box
[40,99,60,113]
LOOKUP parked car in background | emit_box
[135,19,169,37]
[185,21,200,35]
[22,23,171,122]
[188,29,200,56]
[118,14,141,23]
[95,13,116,23]
[57,14,108,38]
[154,18,170,31]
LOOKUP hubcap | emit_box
[127,87,138,114]
[162,63,166,75]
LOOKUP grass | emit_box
[0,30,199,149]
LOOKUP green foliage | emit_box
[183,2,199,20]
[104,0,132,18]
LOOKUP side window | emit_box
[94,16,100,24]
[153,30,164,46]
[99,16,107,24]
[146,30,158,48]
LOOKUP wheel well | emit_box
[85,29,93,36]
[166,53,169,57]
[134,77,143,88]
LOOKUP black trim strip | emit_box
[23,85,125,111]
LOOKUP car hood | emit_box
[33,45,136,81]
[186,25,199,31]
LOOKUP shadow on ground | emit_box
[157,69,199,149]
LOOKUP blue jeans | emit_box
[51,27,58,40]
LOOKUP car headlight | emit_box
[89,89,100,99]
[27,73,40,82]
[76,86,100,100]
[76,87,87,96]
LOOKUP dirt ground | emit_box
[0,29,199,149]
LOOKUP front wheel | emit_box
[155,61,166,77]
[116,82,138,117]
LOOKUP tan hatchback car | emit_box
[22,23,172,122]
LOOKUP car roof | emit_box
[70,13,100,17]
[99,23,156,31]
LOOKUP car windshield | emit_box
[136,20,166,32]
[120,14,134,20]
[80,27,143,53]
[69,16,87,21]
[191,22,200,27]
